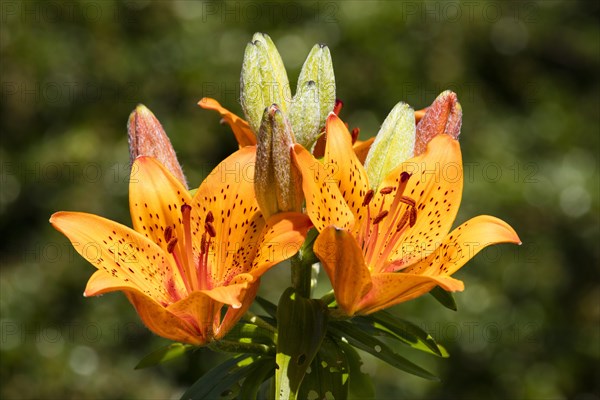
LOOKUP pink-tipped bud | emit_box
[414,91,462,156]
[127,104,188,188]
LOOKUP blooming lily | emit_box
[51,148,310,344]
[293,113,520,316]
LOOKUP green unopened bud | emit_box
[364,102,415,189]
[241,33,291,134]
[289,81,320,149]
[414,90,462,156]
[255,104,303,218]
[289,44,336,150]
[127,104,188,188]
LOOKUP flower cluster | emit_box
[51,32,520,397]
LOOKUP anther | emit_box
[409,207,417,227]
[373,210,389,225]
[164,226,173,242]
[379,186,394,195]
[396,212,409,232]
[205,222,216,238]
[167,237,178,253]
[362,189,374,207]
[206,211,214,223]
[400,196,416,207]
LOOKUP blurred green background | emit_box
[1,0,598,398]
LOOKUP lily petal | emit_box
[130,156,192,276]
[192,146,264,284]
[353,137,375,164]
[198,97,256,147]
[127,291,206,345]
[216,280,260,339]
[250,211,312,278]
[323,114,370,219]
[381,134,464,266]
[200,273,254,309]
[404,215,522,276]
[293,143,355,231]
[314,226,373,316]
[50,211,179,304]
[84,270,140,297]
[356,273,464,315]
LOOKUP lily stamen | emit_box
[181,204,199,290]
[372,210,389,225]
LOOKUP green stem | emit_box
[208,339,274,356]
[290,253,311,298]
[320,290,336,306]
[243,311,276,333]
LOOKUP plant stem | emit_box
[243,311,276,333]
[290,253,311,298]
[208,339,274,356]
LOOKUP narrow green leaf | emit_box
[330,322,439,381]
[239,358,275,400]
[135,343,192,369]
[181,355,265,400]
[369,311,446,357]
[339,342,375,400]
[298,337,349,400]
[255,296,278,319]
[275,288,329,400]
[223,322,276,346]
[430,286,458,311]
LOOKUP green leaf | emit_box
[135,342,192,369]
[275,288,329,400]
[330,322,439,381]
[239,358,275,400]
[223,322,276,347]
[298,337,349,400]
[339,342,375,400]
[430,286,458,311]
[362,311,448,357]
[255,296,278,319]
[181,355,266,400]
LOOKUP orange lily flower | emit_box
[51,148,310,345]
[293,114,520,316]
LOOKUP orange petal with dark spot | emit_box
[404,215,521,277]
[130,156,192,271]
[324,114,370,220]
[379,134,463,267]
[292,143,355,232]
[314,226,372,316]
[192,146,264,283]
[50,211,182,304]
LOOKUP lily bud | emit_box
[289,43,336,150]
[255,104,303,218]
[241,33,291,134]
[414,90,462,156]
[364,102,415,189]
[127,104,188,188]
[289,80,320,150]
